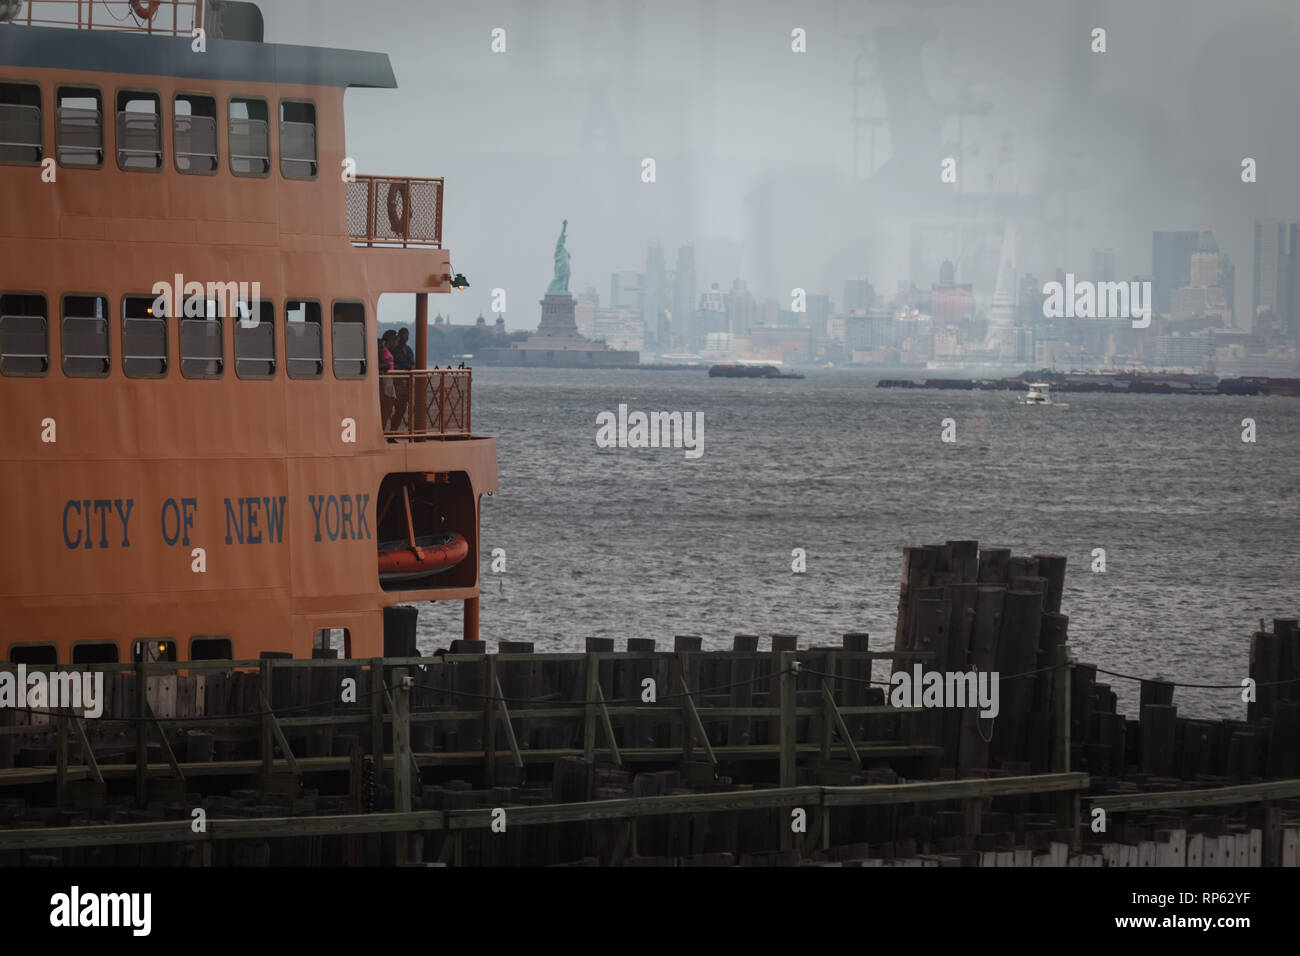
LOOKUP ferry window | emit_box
[229,96,269,177]
[0,82,42,164]
[174,93,218,173]
[73,642,120,664]
[133,639,176,663]
[9,644,56,666]
[56,86,103,168]
[122,294,168,378]
[62,294,110,378]
[190,636,233,661]
[234,299,275,379]
[180,299,224,379]
[116,89,162,171]
[332,300,366,379]
[286,299,323,379]
[279,100,317,180]
[0,292,48,376]
[313,628,350,659]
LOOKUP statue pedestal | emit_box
[537,294,579,338]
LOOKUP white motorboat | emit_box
[1016,382,1069,407]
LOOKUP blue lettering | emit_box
[309,495,325,542]
[92,499,112,548]
[340,495,354,540]
[63,500,82,549]
[263,496,287,544]
[82,499,91,549]
[224,498,244,545]
[181,498,197,546]
[245,496,262,544]
[356,494,371,540]
[114,498,134,547]
[161,498,180,545]
[325,495,340,541]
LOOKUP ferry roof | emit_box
[0,24,396,89]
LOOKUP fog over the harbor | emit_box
[264,0,1300,328]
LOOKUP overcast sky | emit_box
[263,0,1300,329]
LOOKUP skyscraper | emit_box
[1189,231,1221,288]
[671,245,696,344]
[1253,219,1286,329]
[642,242,667,348]
[1151,231,1198,315]
[1091,247,1115,283]
[843,277,875,314]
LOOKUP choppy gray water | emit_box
[415,367,1300,719]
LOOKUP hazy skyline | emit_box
[264,0,1300,329]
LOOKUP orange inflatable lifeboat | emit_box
[377,532,468,583]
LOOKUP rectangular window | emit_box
[0,82,42,164]
[122,294,168,378]
[116,89,162,171]
[180,299,223,379]
[234,299,275,379]
[286,299,323,379]
[0,292,48,376]
[279,99,317,180]
[73,642,120,664]
[62,294,110,378]
[190,636,232,661]
[8,644,56,666]
[56,86,103,167]
[133,639,176,663]
[332,300,366,379]
[229,96,269,177]
[174,93,217,173]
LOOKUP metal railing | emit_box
[381,368,470,439]
[8,0,204,35]
[347,175,443,248]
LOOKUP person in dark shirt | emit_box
[388,327,415,434]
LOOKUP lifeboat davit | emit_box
[377,532,468,582]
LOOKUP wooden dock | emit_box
[1,541,1298,867]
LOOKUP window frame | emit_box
[173,90,219,176]
[179,297,225,380]
[114,86,164,173]
[189,635,233,661]
[7,643,57,665]
[71,640,121,664]
[55,83,104,170]
[278,97,318,181]
[228,93,271,179]
[60,291,112,379]
[331,298,367,380]
[233,297,277,381]
[0,78,44,166]
[285,296,324,380]
[0,289,50,378]
[122,292,170,379]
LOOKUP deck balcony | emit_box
[381,368,470,440]
[347,175,444,249]
[3,0,204,35]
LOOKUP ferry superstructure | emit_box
[0,1,498,665]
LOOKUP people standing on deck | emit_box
[379,330,398,440]
[389,327,415,433]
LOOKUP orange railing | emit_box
[347,175,443,248]
[8,0,204,35]
[381,369,470,440]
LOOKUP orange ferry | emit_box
[0,1,498,666]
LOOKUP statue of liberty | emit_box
[546,219,570,295]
